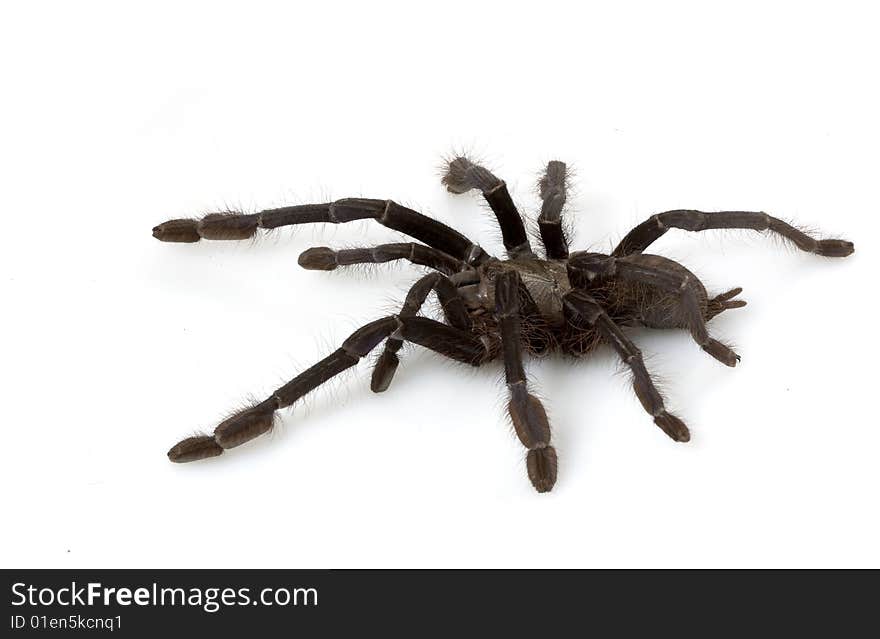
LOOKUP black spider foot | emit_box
[298,246,338,271]
[167,435,223,462]
[815,239,854,257]
[153,219,200,243]
[702,338,740,367]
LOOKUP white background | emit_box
[1,1,877,568]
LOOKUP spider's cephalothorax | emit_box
[152,156,854,492]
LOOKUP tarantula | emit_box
[152,156,854,492]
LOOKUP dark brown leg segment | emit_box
[298,242,465,276]
[442,156,534,259]
[371,273,473,393]
[613,209,854,258]
[537,160,569,259]
[167,316,487,463]
[563,289,690,443]
[495,270,557,493]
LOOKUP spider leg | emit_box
[613,256,741,367]
[563,289,690,443]
[496,270,557,493]
[706,287,747,321]
[442,156,535,259]
[612,210,855,258]
[298,242,465,276]
[537,160,570,259]
[371,273,472,393]
[153,198,493,267]
[167,316,488,462]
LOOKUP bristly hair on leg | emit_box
[167,395,278,462]
[533,158,576,259]
[438,152,535,259]
[441,155,501,194]
[760,219,853,258]
[558,162,579,250]
[436,145,492,190]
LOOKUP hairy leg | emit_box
[537,160,569,259]
[442,156,534,259]
[153,198,492,266]
[167,316,488,462]
[371,273,473,393]
[298,242,465,276]
[496,270,557,492]
[562,289,690,442]
[613,209,854,257]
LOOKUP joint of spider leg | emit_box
[339,316,400,360]
[369,246,390,265]
[389,317,405,342]
[484,180,505,196]
[508,240,535,260]
[466,244,485,265]
[378,200,392,224]
[324,205,338,223]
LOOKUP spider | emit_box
[152,156,854,492]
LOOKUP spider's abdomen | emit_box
[611,254,709,329]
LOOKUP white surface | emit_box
[1,1,877,568]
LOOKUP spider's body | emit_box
[153,156,854,493]
[462,257,571,323]
[455,253,712,353]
